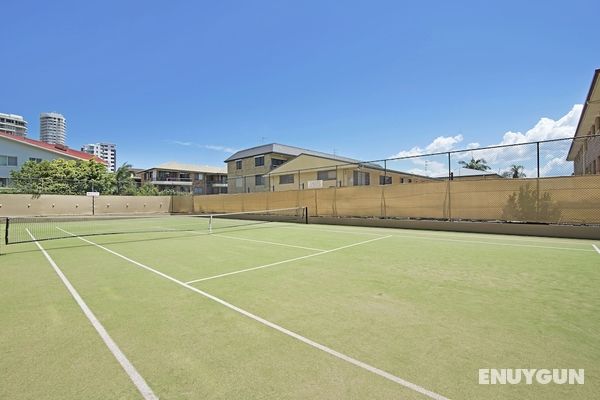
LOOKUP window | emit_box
[0,178,8,187]
[29,157,43,163]
[0,155,17,166]
[271,158,286,168]
[196,173,203,180]
[255,156,265,167]
[317,170,336,181]
[235,160,242,170]
[353,171,370,186]
[379,175,392,185]
[279,174,294,184]
[193,187,204,194]
[255,175,265,186]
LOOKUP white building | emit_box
[0,113,27,137]
[81,143,117,172]
[40,112,66,145]
[0,132,105,187]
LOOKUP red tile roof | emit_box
[0,131,107,164]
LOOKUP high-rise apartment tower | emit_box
[0,113,27,137]
[81,142,117,172]
[40,112,66,145]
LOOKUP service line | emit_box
[185,235,391,284]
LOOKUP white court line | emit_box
[212,233,325,252]
[278,225,594,252]
[25,229,158,400]
[280,223,595,246]
[185,235,391,284]
[280,225,386,236]
[593,244,600,255]
[58,228,449,400]
[389,234,595,253]
[150,226,324,251]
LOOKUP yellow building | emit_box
[567,68,600,175]
[266,153,432,191]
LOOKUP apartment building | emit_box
[40,112,66,145]
[0,113,27,137]
[139,162,227,194]
[82,143,117,172]
[225,143,431,193]
[567,69,600,175]
[0,132,105,187]
[267,153,432,191]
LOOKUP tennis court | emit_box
[1,210,599,399]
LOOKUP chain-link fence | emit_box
[3,136,600,225]
[192,135,600,225]
[222,135,600,193]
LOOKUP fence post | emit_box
[384,159,387,184]
[91,181,95,216]
[536,142,540,178]
[447,152,452,221]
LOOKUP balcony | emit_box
[151,180,192,186]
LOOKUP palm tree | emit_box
[458,157,491,171]
[114,162,134,194]
[502,164,526,179]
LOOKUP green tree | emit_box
[113,162,137,195]
[9,159,114,194]
[136,183,159,196]
[458,157,491,171]
[502,164,526,179]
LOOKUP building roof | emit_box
[0,131,106,164]
[267,153,432,179]
[141,161,226,174]
[567,68,600,160]
[224,143,361,164]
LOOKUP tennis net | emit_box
[3,207,308,245]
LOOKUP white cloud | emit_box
[389,105,582,177]
[497,104,583,145]
[166,140,237,154]
[391,134,464,157]
[202,144,237,153]
[169,140,192,146]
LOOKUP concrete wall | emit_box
[0,194,92,216]
[309,217,600,240]
[0,194,172,216]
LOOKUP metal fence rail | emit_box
[225,135,600,193]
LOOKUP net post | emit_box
[304,207,309,224]
[4,217,9,245]
[208,215,213,234]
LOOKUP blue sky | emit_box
[1,0,598,169]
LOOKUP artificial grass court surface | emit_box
[0,218,598,399]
